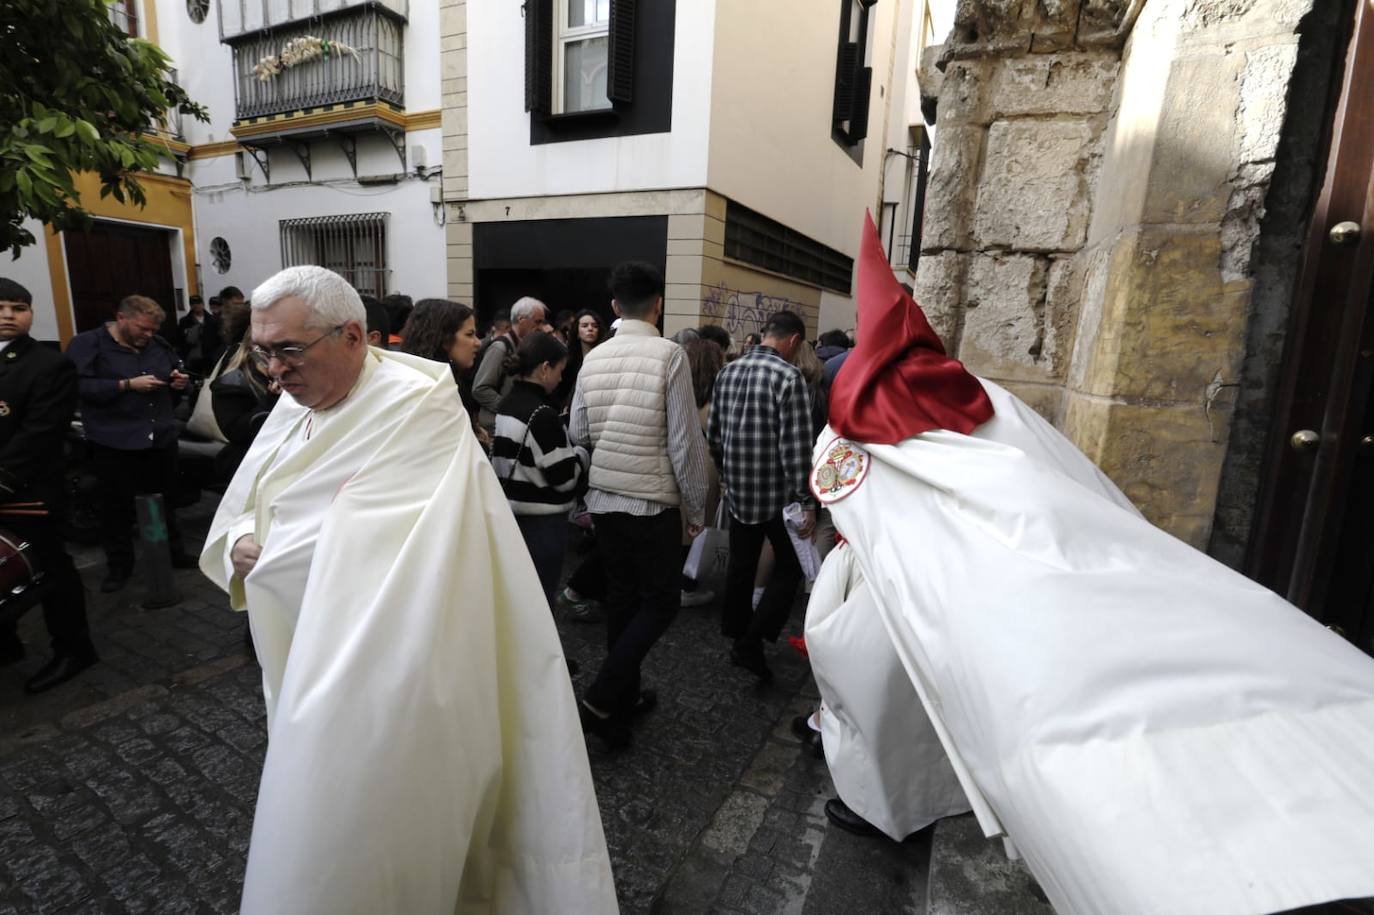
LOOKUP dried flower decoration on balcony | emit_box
[252,37,361,82]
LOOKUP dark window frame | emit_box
[832,0,877,162]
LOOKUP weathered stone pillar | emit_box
[914,1,1133,420]
[916,0,1325,549]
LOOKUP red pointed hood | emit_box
[828,213,993,444]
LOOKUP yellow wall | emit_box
[46,171,198,345]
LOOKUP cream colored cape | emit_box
[201,349,617,914]
[815,378,1374,915]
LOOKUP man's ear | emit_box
[611,300,623,318]
[342,320,367,346]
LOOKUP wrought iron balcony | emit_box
[227,4,405,122]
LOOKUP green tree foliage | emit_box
[0,0,209,258]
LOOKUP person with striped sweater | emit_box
[492,332,589,614]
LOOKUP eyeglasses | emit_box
[249,324,345,368]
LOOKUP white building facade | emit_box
[10,0,447,345]
[443,0,952,341]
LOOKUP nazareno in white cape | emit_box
[201,349,618,914]
[812,378,1374,915]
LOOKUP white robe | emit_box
[201,349,617,914]
[806,542,970,839]
[814,378,1374,915]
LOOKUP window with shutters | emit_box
[555,0,612,114]
[832,0,876,154]
[527,0,665,144]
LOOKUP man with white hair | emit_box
[472,295,546,433]
[199,267,615,913]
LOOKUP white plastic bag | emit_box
[684,502,730,583]
[783,502,822,582]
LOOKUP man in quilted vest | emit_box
[569,261,709,748]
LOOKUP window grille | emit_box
[724,203,853,295]
[279,213,389,299]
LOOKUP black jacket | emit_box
[0,336,77,509]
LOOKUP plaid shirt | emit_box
[707,345,816,524]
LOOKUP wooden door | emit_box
[1248,0,1374,654]
[63,220,177,334]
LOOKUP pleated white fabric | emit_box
[202,349,617,914]
[806,542,971,839]
[818,378,1374,915]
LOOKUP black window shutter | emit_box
[832,41,857,127]
[607,0,636,104]
[524,0,553,116]
[848,66,872,140]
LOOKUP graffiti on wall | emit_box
[700,283,807,339]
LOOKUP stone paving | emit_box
[0,495,954,914]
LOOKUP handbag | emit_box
[683,501,730,584]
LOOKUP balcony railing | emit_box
[229,6,404,121]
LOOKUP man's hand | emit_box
[128,374,166,393]
[231,534,262,578]
[169,369,189,391]
[797,509,817,540]
[687,523,705,538]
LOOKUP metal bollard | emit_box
[136,494,182,609]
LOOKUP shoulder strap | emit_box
[504,404,552,482]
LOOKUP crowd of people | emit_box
[0,266,854,713]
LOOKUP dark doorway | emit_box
[473,215,669,332]
[1248,0,1374,655]
[64,221,178,334]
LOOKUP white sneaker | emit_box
[680,588,715,608]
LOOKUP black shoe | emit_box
[24,652,98,694]
[0,636,23,666]
[791,714,824,759]
[578,700,631,749]
[729,642,774,682]
[630,688,658,717]
[169,553,199,570]
[824,798,882,838]
[99,571,130,594]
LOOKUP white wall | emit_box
[154,0,239,146]
[4,220,60,342]
[466,1,715,200]
[190,140,447,301]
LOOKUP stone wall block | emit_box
[921,126,986,252]
[1042,253,1084,379]
[973,119,1097,251]
[958,254,1058,383]
[988,54,1121,117]
[1063,393,1228,548]
[912,251,970,345]
[1138,51,1240,226]
[1076,229,1248,403]
[938,61,993,126]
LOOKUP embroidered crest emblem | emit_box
[810,437,870,504]
[0,402,10,417]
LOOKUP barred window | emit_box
[279,214,389,299]
[724,202,853,295]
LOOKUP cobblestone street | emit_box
[0,496,1049,914]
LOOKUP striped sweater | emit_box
[492,380,588,515]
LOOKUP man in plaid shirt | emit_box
[708,311,817,680]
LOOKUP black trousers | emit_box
[91,443,185,575]
[721,514,803,645]
[584,509,682,716]
[0,511,93,657]
[515,514,568,613]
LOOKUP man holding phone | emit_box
[67,295,196,593]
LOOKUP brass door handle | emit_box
[1330,221,1361,246]
[1290,429,1320,452]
